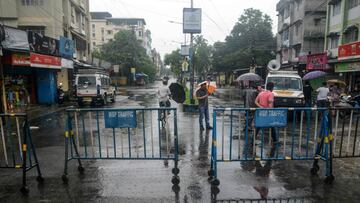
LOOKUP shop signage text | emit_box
[306,53,328,70]
[338,41,360,60]
[335,62,360,73]
[30,52,61,69]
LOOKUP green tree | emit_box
[164,49,182,77]
[96,30,157,79]
[193,35,212,78]
[212,8,276,72]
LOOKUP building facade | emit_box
[324,0,360,92]
[90,12,152,56]
[0,0,91,108]
[276,0,327,70]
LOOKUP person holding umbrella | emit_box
[196,81,213,131]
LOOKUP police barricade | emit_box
[331,107,360,158]
[0,113,43,194]
[62,107,180,185]
[208,107,334,186]
[214,197,307,203]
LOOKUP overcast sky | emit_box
[90,0,279,58]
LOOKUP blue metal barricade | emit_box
[331,107,360,158]
[0,113,43,194]
[62,107,180,185]
[208,107,334,186]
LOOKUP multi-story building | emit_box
[90,12,152,56]
[324,0,360,91]
[276,0,327,70]
[0,0,91,106]
[0,0,91,61]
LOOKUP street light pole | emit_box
[189,0,195,104]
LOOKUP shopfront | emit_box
[336,41,360,93]
[30,52,61,104]
[58,37,74,93]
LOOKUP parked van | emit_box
[265,71,304,107]
[75,70,116,106]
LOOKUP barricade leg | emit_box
[171,110,180,185]
[311,112,325,175]
[324,112,335,184]
[26,121,44,183]
[210,111,220,186]
[20,117,29,194]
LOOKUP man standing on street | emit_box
[303,81,313,107]
[196,82,213,131]
[316,82,329,107]
[254,82,278,145]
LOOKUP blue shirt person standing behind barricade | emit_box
[196,81,213,131]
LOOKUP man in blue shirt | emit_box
[196,82,213,131]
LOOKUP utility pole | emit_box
[189,0,195,104]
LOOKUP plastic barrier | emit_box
[0,113,43,194]
[208,107,335,186]
[62,107,180,185]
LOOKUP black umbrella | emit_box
[236,73,263,82]
[169,83,185,103]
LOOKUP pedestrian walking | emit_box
[303,81,313,107]
[316,82,329,108]
[157,78,171,110]
[254,82,278,145]
[196,81,213,131]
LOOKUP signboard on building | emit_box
[1,26,30,51]
[12,53,30,66]
[28,32,59,56]
[104,110,137,128]
[181,45,190,56]
[183,8,202,34]
[61,58,74,69]
[338,41,360,60]
[113,65,120,73]
[30,52,61,69]
[335,62,360,73]
[182,59,189,72]
[59,36,74,59]
[306,53,328,70]
[254,109,288,128]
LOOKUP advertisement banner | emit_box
[1,26,30,51]
[183,8,202,34]
[59,36,74,59]
[306,53,328,70]
[30,52,61,69]
[28,31,59,56]
[338,41,360,60]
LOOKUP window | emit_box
[93,42,96,46]
[92,33,95,38]
[348,0,360,9]
[267,77,302,91]
[92,24,95,29]
[294,46,301,57]
[138,31,143,37]
[107,30,112,35]
[295,24,300,36]
[295,0,302,11]
[332,2,341,16]
[71,7,75,24]
[344,28,359,44]
[283,30,289,41]
[21,0,44,6]
[101,28,104,35]
[330,35,339,49]
[20,26,45,35]
[102,37,105,42]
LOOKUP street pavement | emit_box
[0,81,360,202]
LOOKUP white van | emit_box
[75,71,116,106]
[265,71,304,107]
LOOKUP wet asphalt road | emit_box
[0,81,360,202]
